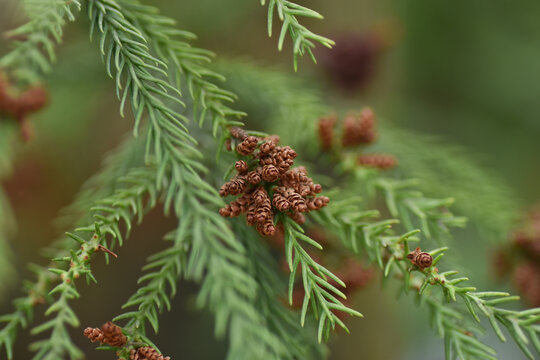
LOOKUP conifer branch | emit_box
[311,198,540,360]
[112,228,184,346]
[0,135,148,360]
[280,215,363,341]
[0,264,55,360]
[110,229,184,358]
[174,183,289,359]
[189,213,287,360]
[0,0,81,84]
[30,167,158,360]
[88,0,195,153]
[86,3,308,354]
[213,60,330,148]
[217,63,473,244]
[237,222,327,359]
[260,0,334,69]
[352,170,468,241]
[375,126,521,238]
[85,3,294,357]
[117,0,245,136]
[0,2,532,359]
[113,180,295,359]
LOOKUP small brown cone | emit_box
[84,327,104,343]
[132,346,171,360]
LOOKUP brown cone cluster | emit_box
[317,108,397,170]
[0,75,48,141]
[318,114,337,150]
[493,210,540,307]
[406,247,433,270]
[83,322,127,347]
[84,322,172,360]
[220,128,330,236]
[342,108,376,146]
[357,154,397,169]
[130,347,171,360]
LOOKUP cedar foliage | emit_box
[0,1,538,360]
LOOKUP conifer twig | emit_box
[237,221,327,359]
[0,135,148,360]
[311,198,540,360]
[350,169,468,241]
[280,215,363,342]
[117,0,245,137]
[29,167,158,360]
[260,0,334,69]
[217,62,516,243]
[0,0,82,84]
[85,3,293,357]
[112,229,186,357]
[113,173,297,359]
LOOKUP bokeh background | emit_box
[1,0,539,359]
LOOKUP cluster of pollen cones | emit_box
[318,108,397,170]
[84,322,171,360]
[84,322,127,347]
[128,347,171,360]
[219,127,329,236]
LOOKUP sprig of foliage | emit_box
[311,198,540,360]
[260,0,334,69]
[416,250,540,360]
[349,169,468,241]
[0,0,81,84]
[280,214,363,342]
[82,3,311,351]
[86,4,284,356]
[111,229,185,357]
[0,1,533,359]
[113,172,297,359]
[375,125,521,239]
[30,167,158,360]
[86,2,300,358]
[176,186,290,359]
[214,60,329,147]
[0,264,56,360]
[117,0,245,137]
[220,62,467,244]
[237,221,327,359]
[217,62,518,242]
[0,125,49,360]
[88,0,194,155]
[0,135,148,360]
[53,135,147,233]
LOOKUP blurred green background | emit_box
[0,0,539,359]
